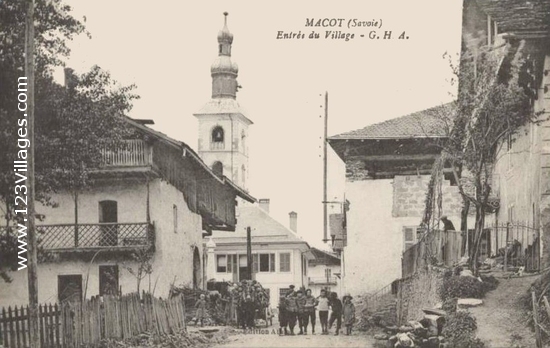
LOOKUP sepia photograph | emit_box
[0,0,549,347]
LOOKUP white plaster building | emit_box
[328,104,464,295]
[307,248,341,297]
[205,203,313,308]
[0,21,255,307]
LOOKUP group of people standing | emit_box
[278,285,356,336]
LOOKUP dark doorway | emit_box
[230,254,238,283]
[99,200,118,246]
[58,275,83,303]
[193,247,201,289]
[239,255,248,281]
[99,265,119,296]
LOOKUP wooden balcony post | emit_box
[74,192,79,247]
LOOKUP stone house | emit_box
[0,100,254,308]
[461,0,550,268]
[205,201,313,309]
[328,103,464,295]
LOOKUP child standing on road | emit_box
[328,292,342,335]
[278,295,288,335]
[342,294,356,335]
[317,289,330,334]
[303,289,318,334]
[295,290,307,335]
[285,291,298,335]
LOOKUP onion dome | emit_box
[210,12,239,99]
[217,12,233,45]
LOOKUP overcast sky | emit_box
[58,0,463,249]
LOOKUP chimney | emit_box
[289,211,297,233]
[259,199,270,213]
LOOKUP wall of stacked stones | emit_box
[397,268,443,325]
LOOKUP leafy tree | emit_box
[0,0,138,279]
[423,38,541,274]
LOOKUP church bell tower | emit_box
[194,12,252,191]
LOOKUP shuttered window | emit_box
[403,226,421,251]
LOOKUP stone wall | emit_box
[392,175,462,219]
[397,268,443,325]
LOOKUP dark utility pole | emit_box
[323,92,328,242]
[246,226,252,279]
[25,0,40,346]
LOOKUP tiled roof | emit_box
[476,0,550,33]
[309,248,341,266]
[125,117,255,203]
[329,102,456,140]
[211,205,309,248]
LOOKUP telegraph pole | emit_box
[25,0,40,346]
[246,226,252,280]
[323,91,329,243]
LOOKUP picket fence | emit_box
[0,292,186,348]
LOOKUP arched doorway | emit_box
[193,247,201,289]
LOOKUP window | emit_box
[254,253,275,273]
[99,265,119,296]
[212,161,223,176]
[58,275,83,303]
[216,255,227,273]
[99,200,118,246]
[173,204,177,233]
[241,165,246,187]
[252,254,275,273]
[325,268,331,279]
[260,254,275,272]
[227,254,233,273]
[279,253,291,272]
[403,226,421,251]
[302,256,307,276]
[211,126,225,149]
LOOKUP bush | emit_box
[439,276,485,301]
[479,275,499,294]
[442,298,458,314]
[442,311,485,348]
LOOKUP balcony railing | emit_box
[101,140,153,167]
[31,222,154,251]
[308,277,338,285]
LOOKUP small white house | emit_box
[307,248,341,297]
[205,201,313,308]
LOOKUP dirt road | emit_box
[212,323,377,348]
[469,273,537,348]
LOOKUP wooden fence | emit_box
[402,230,463,278]
[0,304,60,348]
[0,293,186,348]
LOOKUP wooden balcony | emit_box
[101,140,153,167]
[34,222,154,253]
[308,277,338,286]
